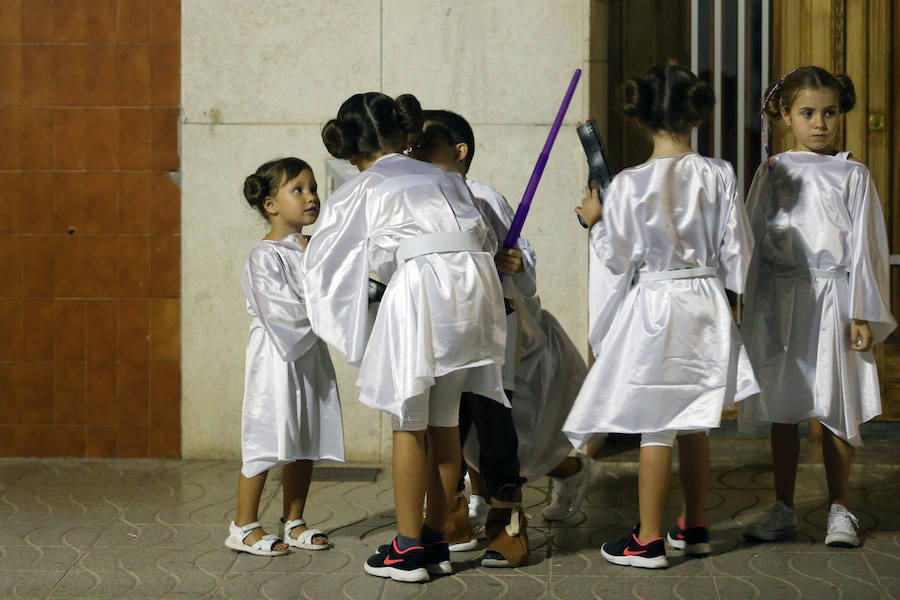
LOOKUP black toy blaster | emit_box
[576,119,614,228]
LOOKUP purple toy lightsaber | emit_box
[503,68,581,253]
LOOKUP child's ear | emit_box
[780,106,791,126]
[263,196,278,216]
[455,142,469,166]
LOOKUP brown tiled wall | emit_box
[0,0,181,458]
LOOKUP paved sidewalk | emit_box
[1,438,898,599]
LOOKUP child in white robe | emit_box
[411,109,603,565]
[739,66,896,548]
[563,65,758,569]
[224,158,344,557]
[303,93,507,583]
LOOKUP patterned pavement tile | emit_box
[884,577,900,599]
[0,545,83,571]
[0,447,898,599]
[47,565,222,599]
[0,570,66,600]
[0,522,106,548]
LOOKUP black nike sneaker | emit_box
[666,516,712,556]
[365,537,429,582]
[600,523,668,569]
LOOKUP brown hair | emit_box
[621,64,715,133]
[243,157,311,220]
[763,66,856,121]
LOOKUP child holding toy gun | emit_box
[563,65,758,569]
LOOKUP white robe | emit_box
[564,153,759,448]
[467,178,537,390]
[461,180,584,479]
[240,235,345,478]
[738,151,896,446]
[302,154,508,420]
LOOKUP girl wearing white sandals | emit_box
[225,158,345,557]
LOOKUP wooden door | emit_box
[773,0,898,419]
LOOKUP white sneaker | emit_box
[541,456,604,521]
[825,503,859,548]
[743,500,798,541]
[468,494,490,539]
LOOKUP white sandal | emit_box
[224,521,289,556]
[283,518,330,550]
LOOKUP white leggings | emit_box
[640,429,708,448]
[391,369,469,432]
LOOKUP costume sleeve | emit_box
[302,184,371,365]
[847,166,896,343]
[743,164,770,246]
[716,164,754,294]
[474,193,537,299]
[246,249,318,362]
[586,183,637,357]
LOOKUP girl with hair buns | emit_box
[225,158,344,557]
[303,92,508,582]
[739,66,895,548]
[563,64,758,568]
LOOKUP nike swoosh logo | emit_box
[384,557,404,565]
[623,548,647,555]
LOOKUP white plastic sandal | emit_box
[224,521,289,556]
[283,518,330,550]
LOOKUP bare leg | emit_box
[424,425,462,531]
[236,470,288,550]
[637,445,671,544]
[393,430,428,538]
[821,425,853,507]
[283,460,313,521]
[468,465,489,498]
[547,456,580,479]
[771,423,800,507]
[281,460,327,545]
[676,433,709,527]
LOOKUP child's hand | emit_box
[575,183,603,229]
[495,248,524,276]
[850,319,873,352]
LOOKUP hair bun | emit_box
[620,65,713,132]
[683,81,715,123]
[835,74,856,113]
[322,119,357,159]
[243,173,269,208]
[621,78,650,120]
[394,94,423,135]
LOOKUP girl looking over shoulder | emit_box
[224,158,344,557]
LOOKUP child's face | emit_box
[409,122,464,174]
[267,169,320,229]
[782,87,840,154]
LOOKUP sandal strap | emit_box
[283,518,307,536]
[237,521,263,538]
[252,534,283,551]
[296,528,327,544]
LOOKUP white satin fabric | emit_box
[467,178,538,390]
[738,152,896,446]
[564,153,759,448]
[302,154,508,420]
[240,235,345,478]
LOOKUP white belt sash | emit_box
[766,261,848,280]
[634,266,718,282]
[397,231,482,262]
